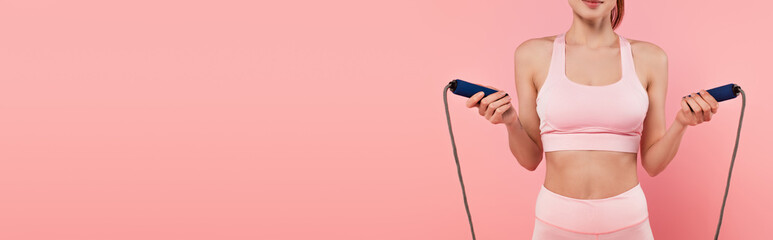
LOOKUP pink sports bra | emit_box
[536,32,649,153]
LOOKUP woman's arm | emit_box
[464,38,547,171]
[506,38,548,171]
[637,42,675,177]
[637,42,718,177]
[505,119,542,171]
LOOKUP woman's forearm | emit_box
[641,121,689,177]
[505,118,543,171]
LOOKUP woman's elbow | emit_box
[516,153,542,171]
[643,163,664,177]
[509,140,543,171]
[522,162,539,171]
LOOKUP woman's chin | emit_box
[574,11,609,22]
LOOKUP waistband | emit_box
[535,183,649,234]
[541,132,641,153]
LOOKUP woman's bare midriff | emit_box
[543,150,640,199]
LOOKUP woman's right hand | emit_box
[465,86,517,125]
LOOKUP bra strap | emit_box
[540,32,566,98]
[548,33,566,78]
[619,35,637,81]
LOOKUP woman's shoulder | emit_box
[625,37,668,88]
[514,34,557,66]
[515,35,556,54]
[626,37,668,64]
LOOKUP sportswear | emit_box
[536,32,649,153]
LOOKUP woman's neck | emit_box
[565,14,617,49]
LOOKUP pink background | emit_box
[1,0,771,239]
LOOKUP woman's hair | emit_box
[611,0,625,29]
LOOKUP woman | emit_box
[466,0,719,239]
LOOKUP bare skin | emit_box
[466,0,720,199]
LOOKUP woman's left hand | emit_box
[675,89,719,127]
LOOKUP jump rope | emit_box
[443,79,746,239]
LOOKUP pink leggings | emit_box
[532,183,654,240]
